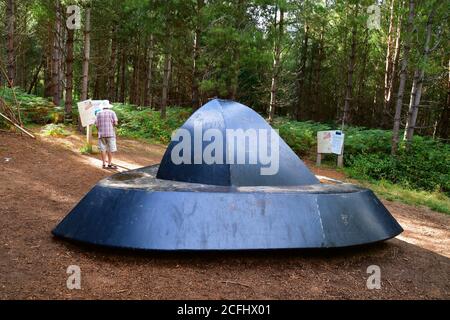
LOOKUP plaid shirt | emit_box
[95,109,118,138]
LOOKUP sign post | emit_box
[77,100,108,145]
[317,130,345,167]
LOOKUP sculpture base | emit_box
[52,165,403,250]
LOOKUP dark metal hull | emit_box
[52,166,403,250]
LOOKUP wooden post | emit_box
[316,153,322,166]
[86,125,92,145]
[337,144,344,168]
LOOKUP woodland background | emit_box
[0,0,449,210]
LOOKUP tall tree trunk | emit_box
[356,28,370,124]
[161,52,172,119]
[81,7,91,101]
[144,35,154,107]
[294,23,309,120]
[44,22,53,97]
[108,26,118,101]
[404,5,435,145]
[65,27,74,123]
[6,0,15,86]
[312,26,324,121]
[79,7,91,132]
[392,0,415,154]
[28,57,44,94]
[342,5,358,129]
[51,0,61,106]
[119,48,126,103]
[268,6,284,122]
[387,16,402,111]
[192,0,204,110]
[437,59,449,139]
[383,0,396,113]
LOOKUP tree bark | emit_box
[294,23,309,120]
[312,26,325,121]
[65,27,74,123]
[342,5,358,129]
[268,6,284,122]
[51,0,61,106]
[383,0,396,113]
[108,26,118,102]
[192,0,204,109]
[79,6,91,132]
[28,58,44,94]
[6,0,15,86]
[144,35,154,107]
[404,5,435,145]
[81,7,91,101]
[392,0,415,154]
[44,22,53,97]
[119,48,126,103]
[161,52,172,119]
[437,59,449,139]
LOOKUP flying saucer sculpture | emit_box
[52,99,403,250]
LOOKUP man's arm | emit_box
[113,112,118,126]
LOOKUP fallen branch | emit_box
[0,111,35,139]
[0,57,23,126]
[220,280,253,289]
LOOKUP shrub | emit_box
[40,124,71,137]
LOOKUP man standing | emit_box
[95,102,118,169]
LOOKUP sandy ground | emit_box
[0,130,449,299]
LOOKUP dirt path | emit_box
[0,131,449,299]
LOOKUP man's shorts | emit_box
[98,137,117,152]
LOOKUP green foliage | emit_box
[273,118,331,155]
[359,179,450,215]
[79,143,96,155]
[345,139,450,196]
[0,87,63,125]
[274,116,450,196]
[113,103,192,144]
[40,124,71,137]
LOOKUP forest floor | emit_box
[0,129,449,299]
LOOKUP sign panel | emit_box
[77,100,108,127]
[317,130,345,155]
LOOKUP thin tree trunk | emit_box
[79,7,91,132]
[52,0,61,106]
[44,22,53,97]
[294,23,309,120]
[392,0,415,154]
[342,5,358,129]
[161,52,172,119]
[81,7,91,101]
[404,5,435,145]
[65,27,74,123]
[6,0,15,86]
[192,0,204,109]
[145,35,154,107]
[356,28,370,124]
[108,26,117,101]
[268,6,284,122]
[312,26,324,121]
[387,15,402,110]
[28,58,44,94]
[383,0,396,112]
[437,59,449,139]
[119,48,126,103]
